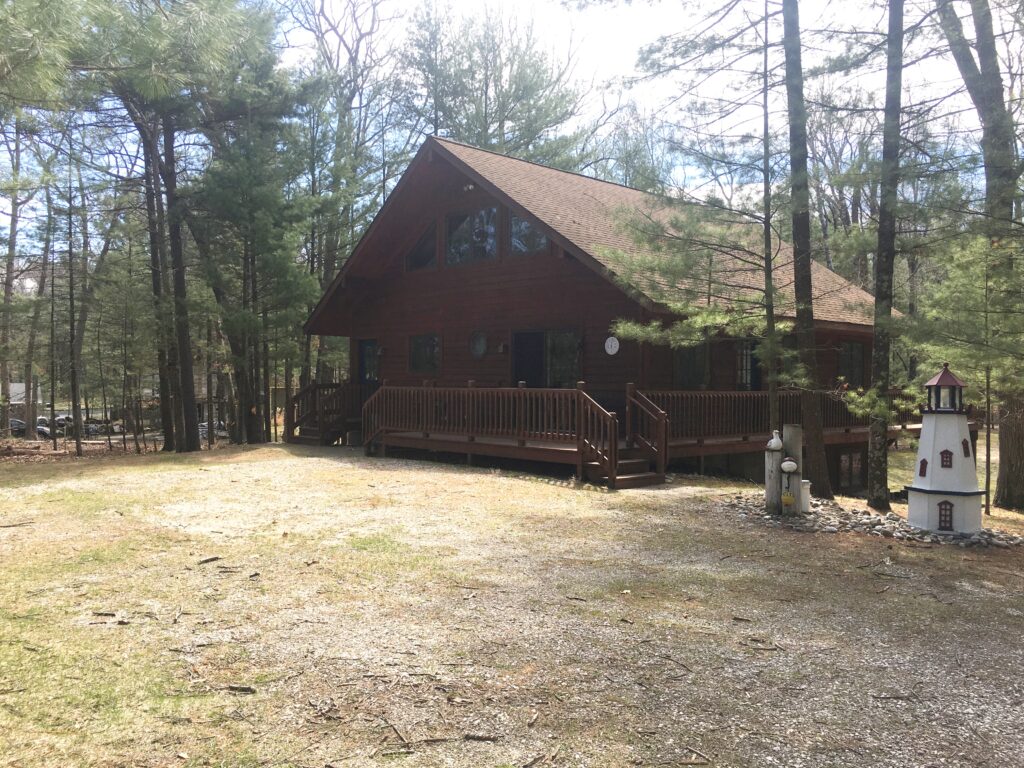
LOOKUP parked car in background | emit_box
[9,418,26,437]
[199,420,229,439]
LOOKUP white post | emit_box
[782,423,803,515]
[765,430,783,514]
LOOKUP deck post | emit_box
[625,382,635,449]
[575,381,585,482]
[316,387,325,445]
[517,381,526,447]
[284,391,293,444]
[467,380,475,443]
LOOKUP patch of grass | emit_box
[347,531,407,554]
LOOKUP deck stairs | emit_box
[584,446,664,489]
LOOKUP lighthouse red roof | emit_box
[925,363,966,388]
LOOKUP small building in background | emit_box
[906,364,983,533]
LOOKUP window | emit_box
[940,449,953,469]
[962,439,971,458]
[545,331,581,388]
[409,333,440,375]
[510,214,548,256]
[938,501,954,531]
[838,341,865,388]
[737,341,754,390]
[405,224,437,271]
[919,458,928,477]
[673,345,707,389]
[447,207,497,265]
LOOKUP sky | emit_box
[298,0,979,135]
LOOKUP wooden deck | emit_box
[285,381,932,489]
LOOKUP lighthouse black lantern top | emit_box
[923,363,966,413]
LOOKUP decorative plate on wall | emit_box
[604,336,620,356]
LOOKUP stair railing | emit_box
[576,382,618,487]
[626,383,668,476]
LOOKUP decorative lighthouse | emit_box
[906,364,983,533]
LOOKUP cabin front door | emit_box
[358,339,379,385]
[512,331,545,387]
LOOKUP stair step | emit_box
[612,472,665,489]
[585,457,652,483]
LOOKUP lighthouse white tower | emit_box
[906,364,983,533]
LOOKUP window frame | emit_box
[445,205,499,267]
[408,333,442,376]
[737,340,754,391]
[938,501,954,531]
[509,211,550,258]
[940,449,953,469]
[919,458,928,477]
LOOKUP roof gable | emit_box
[307,136,878,333]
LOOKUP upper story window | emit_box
[409,333,441,375]
[447,207,497,266]
[405,224,436,271]
[510,213,549,256]
[940,449,953,468]
[838,341,865,388]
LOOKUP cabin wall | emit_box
[335,177,648,404]
[322,155,875,402]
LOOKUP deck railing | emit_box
[645,389,918,442]
[362,382,620,480]
[625,383,668,475]
[285,381,370,442]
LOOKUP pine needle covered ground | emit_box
[1,445,1022,767]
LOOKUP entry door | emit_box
[358,339,379,385]
[512,332,545,387]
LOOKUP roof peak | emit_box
[427,135,658,197]
[925,363,967,388]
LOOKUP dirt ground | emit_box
[1,445,1023,768]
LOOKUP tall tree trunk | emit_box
[138,119,176,450]
[161,114,201,452]
[867,0,905,511]
[67,185,83,458]
[23,187,54,440]
[906,249,919,380]
[761,0,779,434]
[781,0,834,499]
[1,118,21,439]
[937,0,1024,509]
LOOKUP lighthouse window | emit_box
[962,439,971,458]
[938,501,954,531]
[919,459,928,477]
[940,449,953,469]
[940,386,952,410]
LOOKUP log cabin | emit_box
[288,136,918,490]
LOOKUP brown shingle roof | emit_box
[432,137,876,328]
